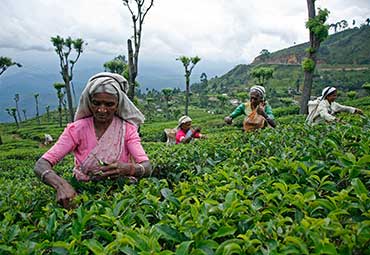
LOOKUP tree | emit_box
[22,109,27,121]
[45,105,50,123]
[176,56,201,115]
[0,56,21,144]
[121,0,154,100]
[259,49,271,56]
[162,88,173,120]
[0,56,22,76]
[300,2,329,114]
[34,93,40,125]
[6,107,19,128]
[250,67,274,88]
[366,18,370,26]
[13,93,22,122]
[103,55,128,75]
[329,23,338,33]
[200,72,208,93]
[51,35,85,122]
[54,83,65,127]
[340,20,348,30]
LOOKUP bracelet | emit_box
[137,163,145,177]
[40,170,53,182]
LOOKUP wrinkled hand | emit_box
[256,104,266,116]
[56,181,77,209]
[91,162,129,180]
[224,116,233,124]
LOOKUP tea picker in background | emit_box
[176,115,207,144]
[306,86,363,125]
[34,72,152,209]
[224,85,276,131]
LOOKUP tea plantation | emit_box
[0,100,369,254]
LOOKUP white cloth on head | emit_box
[74,72,145,127]
[321,86,336,100]
[250,85,266,98]
[177,115,192,128]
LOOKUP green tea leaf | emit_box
[176,241,193,255]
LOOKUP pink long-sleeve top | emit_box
[42,116,149,167]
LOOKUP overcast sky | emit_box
[1,0,369,66]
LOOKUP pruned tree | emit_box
[329,23,338,33]
[176,56,201,115]
[45,105,50,123]
[200,72,208,94]
[34,93,40,125]
[0,56,21,144]
[250,67,274,88]
[51,35,85,122]
[22,109,27,121]
[0,56,22,76]
[103,55,128,75]
[121,0,154,100]
[340,19,348,30]
[299,1,329,114]
[6,107,19,128]
[162,88,173,120]
[13,93,22,122]
[54,82,65,127]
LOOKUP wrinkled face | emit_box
[90,92,118,123]
[326,91,337,103]
[249,91,263,107]
[181,121,192,131]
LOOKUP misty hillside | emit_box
[192,26,370,97]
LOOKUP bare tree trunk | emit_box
[58,100,63,128]
[300,0,320,114]
[63,71,74,121]
[127,39,136,100]
[185,73,190,116]
[15,101,22,122]
[35,97,40,125]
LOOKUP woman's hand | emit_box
[92,162,133,180]
[355,108,364,115]
[256,104,266,117]
[56,181,77,209]
[224,116,233,124]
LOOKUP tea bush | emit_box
[0,105,369,254]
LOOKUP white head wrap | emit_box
[321,86,337,100]
[250,85,266,98]
[177,115,192,128]
[74,72,145,126]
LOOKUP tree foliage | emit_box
[176,56,201,115]
[0,56,21,76]
[51,35,85,122]
[103,55,128,75]
[250,67,274,87]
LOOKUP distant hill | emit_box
[252,26,370,65]
[192,26,370,98]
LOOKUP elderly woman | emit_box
[176,115,206,144]
[224,85,276,131]
[306,86,363,125]
[34,72,151,208]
